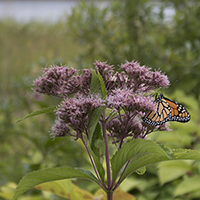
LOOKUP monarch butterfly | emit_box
[143,94,190,126]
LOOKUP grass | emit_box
[0,19,81,97]
[0,19,87,188]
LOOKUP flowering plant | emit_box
[13,61,200,200]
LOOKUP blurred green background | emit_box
[0,0,200,199]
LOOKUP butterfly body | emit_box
[143,94,190,126]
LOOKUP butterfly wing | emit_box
[163,96,190,123]
[143,94,190,126]
[143,94,171,126]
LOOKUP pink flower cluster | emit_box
[55,95,104,138]
[33,60,170,144]
[120,61,170,92]
[107,89,155,112]
[33,66,91,97]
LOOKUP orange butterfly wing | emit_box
[143,94,190,126]
[163,97,190,123]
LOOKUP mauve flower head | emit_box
[51,120,71,138]
[55,94,104,138]
[120,61,170,92]
[106,90,157,144]
[33,65,91,98]
[151,70,170,89]
[107,89,155,113]
[107,115,146,143]
[33,60,171,144]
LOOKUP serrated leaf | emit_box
[17,106,56,122]
[171,149,200,160]
[174,175,200,197]
[112,141,200,188]
[12,167,99,200]
[122,148,200,186]
[118,153,169,186]
[111,139,170,183]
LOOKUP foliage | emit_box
[12,138,200,200]
[1,0,200,199]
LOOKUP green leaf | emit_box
[88,106,105,142]
[35,179,94,200]
[89,123,105,183]
[120,148,200,186]
[12,166,99,200]
[135,166,146,175]
[118,153,168,186]
[111,139,171,183]
[111,140,200,188]
[90,123,105,161]
[88,70,105,141]
[97,69,107,98]
[89,69,107,98]
[174,175,200,197]
[171,149,200,160]
[90,70,102,96]
[17,106,56,122]
[90,150,105,183]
